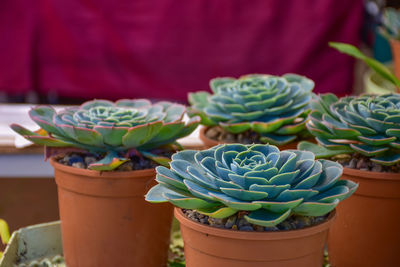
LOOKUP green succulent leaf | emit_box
[210,77,236,93]
[94,126,128,146]
[219,122,251,134]
[197,206,238,218]
[22,136,74,147]
[357,135,396,146]
[245,209,291,227]
[298,141,353,158]
[350,144,389,156]
[254,198,303,213]
[259,133,297,146]
[293,199,339,217]
[164,193,219,209]
[29,106,65,137]
[371,152,400,165]
[122,122,163,148]
[10,124,73,147]
[141,151,171,167]
[274,120,306,135]
[10,124,42,137]
[145,184,174,202]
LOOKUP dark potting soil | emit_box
[182,209,329,232]
[205,126,262,144]
[334,153,400,173]
[57,151,172,171]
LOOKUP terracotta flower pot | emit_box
[328,168,400,267]
[175,208,335,267]
[390,39,400,80]
[199,126,311,150]
[50,158,173,267]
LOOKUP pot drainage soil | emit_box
[182,209,329,232]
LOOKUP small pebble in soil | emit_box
[58,150,172,171]
[205,125,310,145]
[117,161,134,171]
[183,209,329,232]
[224,216,236,229]
[239,225,254,231]
[264,226,279,231]
[72,161,85,169]
[84,156,97,166]
[334,153,400,173]
[205,126,262,144]
[67,154,84,165]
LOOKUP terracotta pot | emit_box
[328,168,400,267]
[175,208,335,267]
[50,158,173,267]
[390,39,400,80]
[199,126,224,148]
[199,126,312,150]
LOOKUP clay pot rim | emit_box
[199,126,313,149]
[174,208,335,241]
[199,126,224,147]
[49,157,155,178]
[343,167,400,181]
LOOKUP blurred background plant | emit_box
[0,219,10,258]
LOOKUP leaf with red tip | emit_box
[10,124,41,137]
[29,106,64,136]
[24,136,73,147]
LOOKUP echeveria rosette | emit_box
[146,144,357,227]
[299,93,400,166]
[11,99,200,170]
[188,74,315,146]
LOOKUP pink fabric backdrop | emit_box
[0,0,363,102]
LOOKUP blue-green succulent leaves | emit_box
[146,143,357,227]
[188,74,315,146]
[10,99,200,170]
[299,93,400,166]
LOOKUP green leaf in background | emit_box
[329,42,400,88]
[0,219,10,258]
[297,141,353,158]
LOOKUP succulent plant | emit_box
[299,93,400,165]
[11,99,200,170]
[146,143,357,227]
[188,74,315,146]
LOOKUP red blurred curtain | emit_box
[0,0,363,102]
